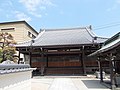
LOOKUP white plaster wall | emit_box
[14,51,25,63]
[24,55,30,64]
[0,71,32,90]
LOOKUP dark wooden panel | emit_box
[45,67,83,75]
[32,62,46,68]
[48,61,81,67]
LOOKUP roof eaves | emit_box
[85,26,96,38]
[96,36,109,40]
[23,21,38,35]
[31,43,97,48]
[88,37,120,57]
[0,20,25,24]
[15,40,31,47]
[100,39,120,52]
[103,32,120,46]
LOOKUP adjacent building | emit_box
[16,26,108,75]
[0,21,38,63]
[0,21,38,43]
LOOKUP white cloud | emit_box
[0,1,13,11]
[14,11,31,22]
[19,0,55,18]
[107,0,120,12]
[19,0,40,12]
[7,0,13,6]
[107,5,117,12]
[40,6,46,10]
[19,0,55,17]
[30,12,42,18]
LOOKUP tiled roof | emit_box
[15,26,108,47]
[88,32,120,56]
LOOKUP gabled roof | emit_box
[15,26,108,47]
[89,32,120,56]
[0,20,38,35]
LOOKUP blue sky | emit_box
[0,0,120,37]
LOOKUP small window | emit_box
[1,28,15,31]
[32,34,36,38]
[28,31,31,36]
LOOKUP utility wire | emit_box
[93,22,120,31]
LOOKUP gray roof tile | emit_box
[15,26,108,47]
[88,32,120,56]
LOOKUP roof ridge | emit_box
[85,27,95,38]
[40,26,91,32]
[34,30,45,41]
[85,27,108,39]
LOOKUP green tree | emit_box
[0,32,16,62]
[3,47,16,61]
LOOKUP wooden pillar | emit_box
[110,54,116,90]
[46,54,48,67]
[18,51,20,64]
[29,51,32,66]
[99,60,103,82]
[40,48,44,76]
[29,40,33,67]
[81,46,86,75]
[41,48,44,65]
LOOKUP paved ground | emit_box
[31,76,111,90]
